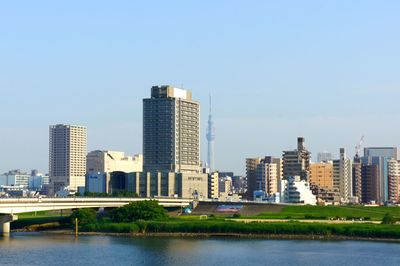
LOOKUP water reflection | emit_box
[0,233,399,266]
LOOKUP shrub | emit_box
[382,213,396,224]
[109,200,168,223]
[81,223,139,233]
[70,209,98,225]
[232,213,241,218]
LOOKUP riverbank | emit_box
[18,229,400,243]
[13,218,400,242]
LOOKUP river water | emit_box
[0,233,400,265]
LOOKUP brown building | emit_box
[361,164,379,203]
[310,162,333,189]
[282,137,311,181]
[352,156,362,203]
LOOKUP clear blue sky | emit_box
[1,0,400,175]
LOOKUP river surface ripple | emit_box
[1,232,400,266]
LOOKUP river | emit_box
[0,233,399,265]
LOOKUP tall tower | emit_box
[49,124,87,194]
[206,95,216,172]
[143,86,200,173]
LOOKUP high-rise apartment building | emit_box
[361,164,379,203]
[49,124,87,194]
[282,137,311,180]
[143,86,200,173]
[352,156,362,202]
[246,157,262,199]
[333,148,352,203]
[388,159,400,203]
[256,157,281,195]
[362,147,398,203]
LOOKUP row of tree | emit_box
[70,200,168,225]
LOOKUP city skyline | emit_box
[1,1,400,175]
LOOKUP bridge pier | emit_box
[0,214,18,237]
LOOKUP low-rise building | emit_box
[85,171,208,199]
[280,176,316,205]
[219,176,232,200]
[0,171,30,188]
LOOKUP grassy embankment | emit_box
[244,205,400,221]
[79,218,400,240]
[76,205,400,239]
[12,211,70,231]
[11,206,400,240]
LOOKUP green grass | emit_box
[78,220,400,239]
[12,216,70,229]
[18,210,71,218]
[81,222,140,233]
[253,205,400,221]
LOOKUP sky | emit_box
[1,0,400,175]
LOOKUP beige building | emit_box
[388,159,400,203]
[310,162,333,189]
[49,124,87,194]
[179,172,208,199]
[218,176,232,200]
[208,172,219,199]
[87,150,143,173]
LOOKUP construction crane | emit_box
[355,135,365,159]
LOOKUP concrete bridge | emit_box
[0,197,193,236]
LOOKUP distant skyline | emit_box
[1,1,400,175]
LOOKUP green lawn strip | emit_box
[253,206,400,221]
[12,216,70,229]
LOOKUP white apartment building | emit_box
[280,175,316,205]
[49,124,87,194]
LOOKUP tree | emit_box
[109,200,168,222]
[70,208,98,225]
[382,213,396,225]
